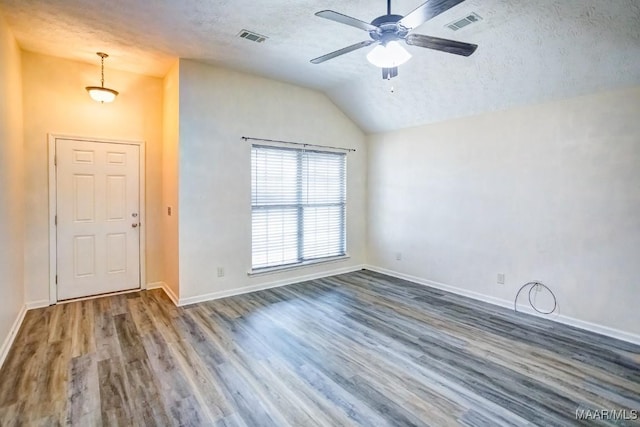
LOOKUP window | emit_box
[251,145,346,270]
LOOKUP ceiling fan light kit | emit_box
[86,52,119,103]
[311,0,478,79]
[366,41,412,68]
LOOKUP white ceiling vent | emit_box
[237,29,268,43]
[446,12,482,31]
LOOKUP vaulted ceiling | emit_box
[1,0,639,132]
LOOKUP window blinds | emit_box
[251,145,346,270]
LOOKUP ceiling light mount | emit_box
[86,52,118,103]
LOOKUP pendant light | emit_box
[86,52,118,103]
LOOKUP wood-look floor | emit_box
[1,270,639,426]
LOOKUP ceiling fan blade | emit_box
[406,34,477,56]
[398,0,466,30]
[315,10,379,32]
[310,40,376,64]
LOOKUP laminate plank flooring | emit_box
[1,270,639,426]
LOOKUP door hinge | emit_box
[54,155,57,166]
[55,275,58,284]
[55,215,57,226]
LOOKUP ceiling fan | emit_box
[310,0,478,79]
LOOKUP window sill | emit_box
[248,255,350,277]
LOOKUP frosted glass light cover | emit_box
[86,86,118,103]
[366,41,412,68]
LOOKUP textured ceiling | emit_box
[1,0,639,132]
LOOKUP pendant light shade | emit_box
[86,86,118,103]
[86,52,118,103]
[366,41,412,68]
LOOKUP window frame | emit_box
[250,144,347,273]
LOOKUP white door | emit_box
[56,139,141,300]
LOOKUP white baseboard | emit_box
[178,264,366,306]
[146,281,164,290]
[25,299,51,310]
[147,281,180,306]
[364,265,640,346]
[0,305,27,369]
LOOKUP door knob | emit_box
[132,223,138,228]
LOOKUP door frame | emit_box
[48,133,147,305]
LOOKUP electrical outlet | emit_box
[217,267,224,278]
[395,252,402,261]
[497,273,505,284]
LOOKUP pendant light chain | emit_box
[85,52,119,103]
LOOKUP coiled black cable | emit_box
[514,281,557,315]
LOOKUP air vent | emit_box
[237,29,268,43]
[446,12,482,31]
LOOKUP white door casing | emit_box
[50,136,145,301]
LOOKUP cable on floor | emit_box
[513,281,557,315]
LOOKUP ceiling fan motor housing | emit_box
[369,14,409,44]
